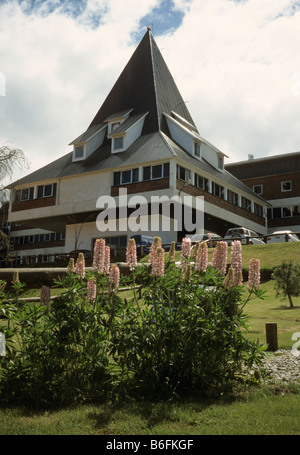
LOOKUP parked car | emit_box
[224,227,265,245]
[267,230,300,243]
[130,234,155,255]
[55,250,91,262]
[187,232,222,247]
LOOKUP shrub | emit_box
[0,239,267,406]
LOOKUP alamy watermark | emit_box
[96,189,204,234]
[291,332,300,357]
[0,72,6,96]
[0,333,5,356]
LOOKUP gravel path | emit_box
[256,349,300,383]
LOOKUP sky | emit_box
[0,0,300,185]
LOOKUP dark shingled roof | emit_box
[226,151,300,179]
[88,30,196,135]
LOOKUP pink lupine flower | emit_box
[228,240,243,286]
[126,238,138,269]
[104,246,111,275]
[212,241,228,275]
[93,238,106,273]
[87,279,97,303]
[195,242,208,272]
[149,237,162,263]
[247,258,260,289]
[109,264,120,294]
[180,237,192,271]
[75,252,85,279]
[151,247,165,277]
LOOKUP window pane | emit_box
[114,137,123,150]
[282,207,292,217]
[132,168,139,182]
[121,170,131,184]
[282,181,292,191]
[37,186,43,198]
[75,145,84,158]
[44,185,52,197]
[163,163,170,178]
[272,208,281,218]
[292,206,300,217]
[152,165,162,179]
[114,172,121,186]
[143,167,151,181]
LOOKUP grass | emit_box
[0,383,300,435]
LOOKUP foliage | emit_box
[272,261,300,308]
[0,240,267,407]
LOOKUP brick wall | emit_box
[111,178,170,196]
[241,172,300,200]
[12,196,56,212]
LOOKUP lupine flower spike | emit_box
[126,238,138,269]
[180,237,192,270]
[149,237,162,263]
[75,252,85,279]
[109,264,120,294]
[195,242,208,272]
[248,258,261,289]
[93,238,106,273]
[212,241,228,275]
[87,279,97,303]
[152,247,165,277]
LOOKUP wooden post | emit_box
[266,323,278,351]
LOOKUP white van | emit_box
[267,231,299,243]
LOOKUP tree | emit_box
[272,261,300,308]
[0,144,29,203]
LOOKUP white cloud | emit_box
[158,0,300,161]
[0,0,299,187]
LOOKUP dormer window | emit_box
[217,154,224,171]
[74,145,85,159]
[113,136,124,151]
[194,142,201,159]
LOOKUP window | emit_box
[217,155,224,170]
[194,142,201,158]
[253,184,263,195]
[254,203,263,217]
[241,196,252,212]
[272,207,281,218]
[227,189,239,205]
[195,174,209,192]
[37,183,57,198]
[15,187,34,202]
[143,163,170,181]
[177,165,191,183]
[74,145,84,159]
[113,136,124,151]
[292,206,300,217]
[281,180,292,192]
[212,182,225,199]
[113,168,139,186]
[282,207,292,217]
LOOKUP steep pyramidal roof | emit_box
[89,30,197,134]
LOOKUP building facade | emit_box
[226,152,300,234]
[7,30,268,262]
